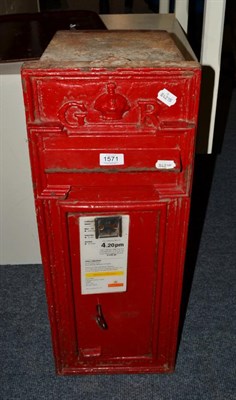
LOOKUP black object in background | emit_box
[0,10,106,62]
[39,0,65,10]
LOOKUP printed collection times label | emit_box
[79,215,129,295]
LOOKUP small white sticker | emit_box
[157,88,177,107]
[155,160,176,170]
[100,153,124,166]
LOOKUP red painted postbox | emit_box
[21,30,201,375]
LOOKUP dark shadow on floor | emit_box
[178,154,217,347]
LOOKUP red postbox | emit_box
[21,30,201,374]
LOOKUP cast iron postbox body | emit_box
[22,31,201,375]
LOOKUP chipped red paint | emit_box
[21,31,201,375]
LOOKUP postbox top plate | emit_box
[23,30,199,70]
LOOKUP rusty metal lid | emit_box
[25,30,200,69]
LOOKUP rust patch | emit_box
[22,31,200,70]
[45,167,181,174]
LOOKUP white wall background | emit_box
[0,64,41,264]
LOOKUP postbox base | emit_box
[58,364,175,376]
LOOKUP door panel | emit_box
[68,206,167,361]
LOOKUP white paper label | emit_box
[100,153,124,166]
[155,160,176,170]
[79,215,129,295]
[157,88,177,107]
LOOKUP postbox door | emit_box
[39,193,190,373]
[67,207,166,361]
